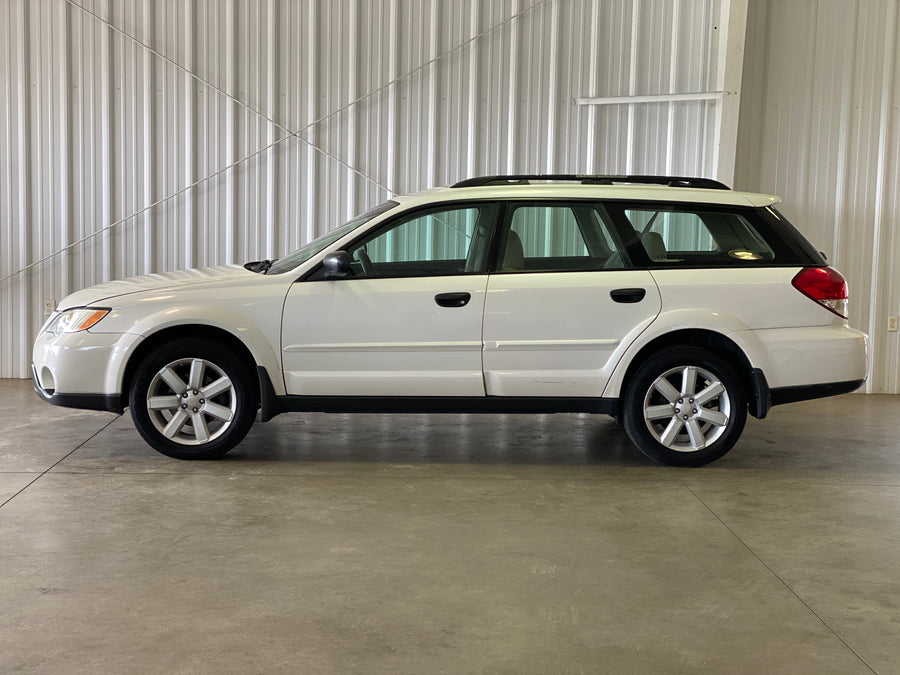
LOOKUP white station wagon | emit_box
[33,175,868,466]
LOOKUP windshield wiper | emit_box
[244,259,275,274]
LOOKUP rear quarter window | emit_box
[607,202,825,268]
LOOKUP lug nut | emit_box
[692,408,698,414]
[182,392,188,398]
[675,408,681,414]
[192,407,198,412]
[193,390,199,395]
[678,398,684,404]
[683,415,689,420]
[181,404,187,409]
[689,398,694,403]
[199,399,205,404]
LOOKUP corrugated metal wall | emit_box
[1,0,729,379]
[735,0,899,393]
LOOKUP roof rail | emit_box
[450,174,731,190]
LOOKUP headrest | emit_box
[502,230,525,270]
[641,231,667,260]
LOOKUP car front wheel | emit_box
[129,338,258,459]
[623,347,747,467]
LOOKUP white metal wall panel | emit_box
[736,0,900,393]
[1,0,728,379]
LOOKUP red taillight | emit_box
[791,267,849,318]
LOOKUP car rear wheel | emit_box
[129,338,258,459]
[623,346,747,467]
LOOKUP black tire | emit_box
[129,338,258,459]
[622,346,747,467]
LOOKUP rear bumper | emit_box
[741,323,868,389]
[770,378,866,406]
[748,365,865,419]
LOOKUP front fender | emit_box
[103,306,285,397]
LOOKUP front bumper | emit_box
[32,363,124,413]
[32,328,140,413]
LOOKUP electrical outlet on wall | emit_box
[44,299,55,317]
[888,316,899,332]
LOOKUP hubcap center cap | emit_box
[184,391,204,410]
[674,400,701,418]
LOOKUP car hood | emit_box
[58,265,255,310]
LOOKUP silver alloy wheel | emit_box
[642,365,731,452]
[146,357,236,446]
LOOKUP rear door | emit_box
[482,201,661,397]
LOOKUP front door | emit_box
[281,203,499,397]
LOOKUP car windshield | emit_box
[264,200,399,274]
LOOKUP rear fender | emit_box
[602,309,773,403]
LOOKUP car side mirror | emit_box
[322,251,352,279]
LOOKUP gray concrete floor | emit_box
[1,378,898,674]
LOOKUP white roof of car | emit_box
[396,182,781,209]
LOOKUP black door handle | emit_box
[610,288,646,303]
[435,292,471,308]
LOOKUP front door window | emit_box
[345,204,498,278]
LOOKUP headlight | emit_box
[46,308,111,334]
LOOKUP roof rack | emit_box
[450,174,731,190]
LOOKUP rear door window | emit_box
[495,202,631,272]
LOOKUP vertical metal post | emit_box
[713,0,748,187]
